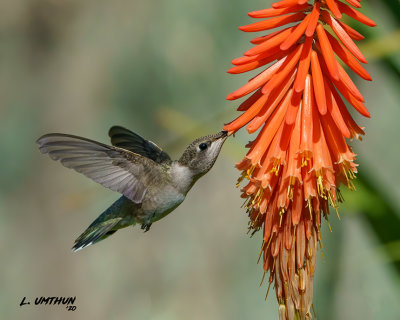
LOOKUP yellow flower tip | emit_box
[316,174,327,200]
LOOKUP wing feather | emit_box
[108,126,171,164]
[37,133,162,203]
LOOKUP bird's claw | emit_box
[141,223,152,232]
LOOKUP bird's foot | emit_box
[141,223,152,232]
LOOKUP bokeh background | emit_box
[1,0,399,319]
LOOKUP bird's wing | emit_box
[108,126,172,165]
[37,133,164,203]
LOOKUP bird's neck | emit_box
[170,161,197,195]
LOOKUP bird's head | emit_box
[178,131,228,177]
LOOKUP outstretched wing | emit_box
[37,133,163,203]
[108,126,172,164]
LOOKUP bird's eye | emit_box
[199,143,208,151]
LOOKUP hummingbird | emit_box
[37,126,228,252]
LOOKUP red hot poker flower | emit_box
[224,1,376,319]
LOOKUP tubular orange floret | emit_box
[225,1,375,318]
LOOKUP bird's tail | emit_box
[72,196,134,252]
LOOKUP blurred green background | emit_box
[1,0,399,319]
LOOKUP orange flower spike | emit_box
[310,50,327,115]
[316,24,340,81]
[225,0,376,318]
[294,36,313,93]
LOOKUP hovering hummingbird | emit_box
[37,126,228,252]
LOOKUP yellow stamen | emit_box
[265,281,272,301]
[236,171,247,188]
[257,240,266,264]
[316,173,327,200]
[271,159,281,176]
[279,208,285,227]
[260,270,267,287]
[307,198,313,220]
[246,165,256,179]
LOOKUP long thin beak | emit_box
[217,130,228,141]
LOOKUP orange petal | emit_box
[303,167,317,200]
[305,2,320,37]
[285,103,302,181]
[321,10,367,63]
[300,74,314,155]
[228,51,284,74]
[337,1,377,27]
[249,3,309,18]
[237,89,263,111]
[226,57,287,100]
[327,80,366,139]
[296,221,306,267]
[320,112,349,161]
[280,14,311,51]
[323,76,351,138]
[291,186,303,225]
[318,56,370,117]
[338,20,364,41]
[336,62,364,102]
[223,94,269,132]
[246,90,292,165]
[250,28,287,45]
[326,32,372,81]
[294,36,313,93]
[284,210,293,250]
[248,69,297,133]
[316,24,340,80]
[285,89,302,125]
[343,0,361,8]
[239,12,306,32]
[245,27,294,56]
[326,0,342,19]
[262,44,303,95]
[272,0,301,9]
[310,50,327,115]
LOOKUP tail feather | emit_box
[72,217,122,252]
